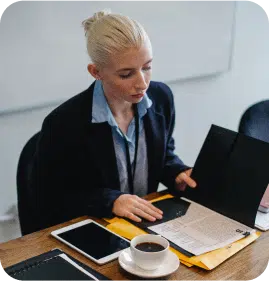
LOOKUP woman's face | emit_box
[98,40,153,104]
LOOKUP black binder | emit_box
[4,248,110,280]
[130,124,269,257]
[184,124,269,228]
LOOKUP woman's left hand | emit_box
[175,168,197,191]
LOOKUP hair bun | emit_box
[82,9,111,35]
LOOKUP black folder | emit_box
[4,248,110,280]
[130,124,269,257]
[184,124,269,228]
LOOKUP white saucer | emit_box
[118,248,180,278]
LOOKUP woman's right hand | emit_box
[112,194,163,222]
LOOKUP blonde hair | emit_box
[82,10,150,67]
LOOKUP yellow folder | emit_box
[105,194,261,270]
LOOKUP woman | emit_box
[30,10,196,232]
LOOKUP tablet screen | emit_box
[57,222,130,260]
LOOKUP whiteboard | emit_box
[0,1,235,113]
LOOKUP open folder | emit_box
[105,194,260,270]
[184,124,269,228]
[105,124,269,270]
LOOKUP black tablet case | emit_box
[4,248,110,280]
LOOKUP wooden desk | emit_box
[0,192,269,280]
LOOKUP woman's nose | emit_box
[135,72,148,90]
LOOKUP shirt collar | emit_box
[91,80,152,126]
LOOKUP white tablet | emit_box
[51,219,130,265]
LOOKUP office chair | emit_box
[17,132,40,235]
[238,100,269,143]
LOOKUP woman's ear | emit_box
[87,64,101,80]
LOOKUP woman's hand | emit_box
[112,194,163,223]
[175,168,197,191]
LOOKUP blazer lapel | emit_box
[88,122,120,190]
[144,108,166,193]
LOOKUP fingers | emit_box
[137,197,163,215]
[185,169,192,177]
[133,207,157,222]
[181,172,197,188]
[136,202,162,220]
[113,194,163,223]
[125,211,142,223]
[176,171,197,188]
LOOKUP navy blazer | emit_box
[30,81,189,231]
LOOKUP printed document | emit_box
[148,198,255,255]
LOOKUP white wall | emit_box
[0,1,268,240]
[0,1,234,112]
[172,1,269,165]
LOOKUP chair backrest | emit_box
[17,132,40,235]
[238,100,269,143]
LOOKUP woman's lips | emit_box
[131,93,144,99]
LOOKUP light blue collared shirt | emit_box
[92,80,152,196]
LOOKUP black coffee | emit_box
[135,242,165,252]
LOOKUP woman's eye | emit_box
[119,67,151,79]
[119,73,132,79]
[143,66,152,71]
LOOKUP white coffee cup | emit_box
[130,234,169,270]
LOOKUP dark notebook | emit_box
[4,248,110,280]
